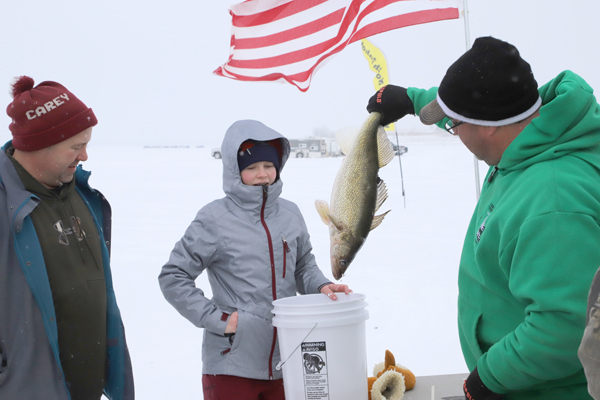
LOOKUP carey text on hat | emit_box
[25,93,70,120]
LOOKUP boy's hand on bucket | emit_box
[320,284,352,300]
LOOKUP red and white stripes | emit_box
[214,0,461,91]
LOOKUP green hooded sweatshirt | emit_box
[410,70,600,400]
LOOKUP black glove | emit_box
[366,84,415,126]
[463,368,504,400]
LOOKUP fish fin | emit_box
[315,200,331,225]
[314,201,344,232]
[315,200,333,226]
[370,210,390,231]
[377,125,396,168]
[334,126,359,156]
[374,178,389,213]
[328,213,344,232]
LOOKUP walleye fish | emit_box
[315,112,395,280]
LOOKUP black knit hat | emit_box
[237,140,281,173]
[420,36,541,127]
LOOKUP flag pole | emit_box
[394,125,407,208]
[463,0,471,49]
[462,0,481,200]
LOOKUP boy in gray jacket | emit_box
[159,119,349,400]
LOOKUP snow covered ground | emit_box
[85,129,484,399]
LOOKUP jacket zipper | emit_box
[260,186,278,379]
[281,234,290,279]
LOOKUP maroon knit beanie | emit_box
[7,76,98,151]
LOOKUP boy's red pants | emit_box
[202,374,285,400]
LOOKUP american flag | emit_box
[214,0,461,91]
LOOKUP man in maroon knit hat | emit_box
[0,76,134,400]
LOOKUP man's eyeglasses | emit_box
[444,119,464,135]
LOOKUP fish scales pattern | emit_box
[316,112,392,279]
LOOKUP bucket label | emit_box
[301,342,329,400]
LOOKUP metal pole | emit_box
[463,0,471,49]
[462,0,481,200]
[394,126,406,208]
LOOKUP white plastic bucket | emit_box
[272,293,369,400]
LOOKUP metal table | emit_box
[403,373,468,400]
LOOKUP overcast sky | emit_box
[1,1,598,149]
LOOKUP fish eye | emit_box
[339,260,347,267]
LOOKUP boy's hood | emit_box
[220,120,290,199]
[499,70,600,171]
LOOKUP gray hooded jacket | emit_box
[158,120,331,380]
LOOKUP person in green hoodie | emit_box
[365,36,600,400]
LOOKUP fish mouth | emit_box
[332,259,349,280]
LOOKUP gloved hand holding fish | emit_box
[315,112,396,280]
[366,85,415,126]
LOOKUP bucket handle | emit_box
[275,323,317,371]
